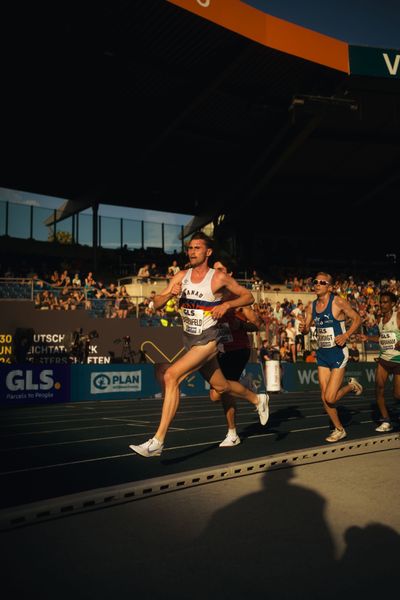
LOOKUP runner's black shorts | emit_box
[378,357,400,375]
[217,348,251,380]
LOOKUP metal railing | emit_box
[0,278,33,300]
[0,277,381,359]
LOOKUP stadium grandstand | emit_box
[1,4,399,598]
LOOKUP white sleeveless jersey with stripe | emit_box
[178,268,222,336]
[378,310,400,363]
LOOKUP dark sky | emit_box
[245,0,400,48]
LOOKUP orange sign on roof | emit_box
[167,0,349,73]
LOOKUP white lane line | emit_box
[0,413,163,429]
[0,417,148,428]
[0,427,187,453]
[102,417,150,424]
[0,422,265,452]
[0,405,376,439]
[0,433,273,476]
[99,418,185,432]
[0,397,376,426]
[304,409,374,420]
[0,410,378,452]
[0,424,338,475]
[0,424,141,438]
[164,435,272,451]
[0,453,138,475]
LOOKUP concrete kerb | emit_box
[1,433,399,531]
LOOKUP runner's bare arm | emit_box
[358,332,379,343]
[361,309,400,347]
[395,310,400,350]
[211,272,254,319]
[153,271,185,310]
[333,296,362,346]
[299,303,313,335]
[238,306,263,332]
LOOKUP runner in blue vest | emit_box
[301,272,363,442]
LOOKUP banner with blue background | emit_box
[0,365,70,405]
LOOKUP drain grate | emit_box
[1,433,399,531]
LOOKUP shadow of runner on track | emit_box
[178,466,335,599]
[266,404,304,426]
[2,459,399,600]
[238,406,304,442]
[334,523,400,599]
[137,466,400,600]
[161,442,220,466]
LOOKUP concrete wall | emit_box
[0,303,184,365]
[118,275,315,306]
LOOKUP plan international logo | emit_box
[91,371,142,394]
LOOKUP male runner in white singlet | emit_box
[129,232,269,457]
[360,290,400,431]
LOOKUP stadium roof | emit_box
[1,1,400,253]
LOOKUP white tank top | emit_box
[178,268,222,335]
[378,310,400,363]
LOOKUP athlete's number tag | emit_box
[317,327,336,348]
[219,322,233,344]
[379,331,397,351]
[182,308,204,335]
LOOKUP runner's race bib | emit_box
[379,331,397,351]
[317,327,336,348]
[182,308,204,335]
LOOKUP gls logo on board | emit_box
[6,369,54,391]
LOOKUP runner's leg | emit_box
[154,341,218,441]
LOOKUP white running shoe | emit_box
[325,428,347,443]
[348,377,363,396]
[256,393,270,426]
[129,437,164,457]
[219,434,241,447]
[375,421,393,432]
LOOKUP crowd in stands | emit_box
[269,276,399,361]
[134,259,183,282]
[31,270,146,319]
[252,274,400,363]
[1,254,399,360]
[0,252,187,320]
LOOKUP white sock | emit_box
[228,428,237,439]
